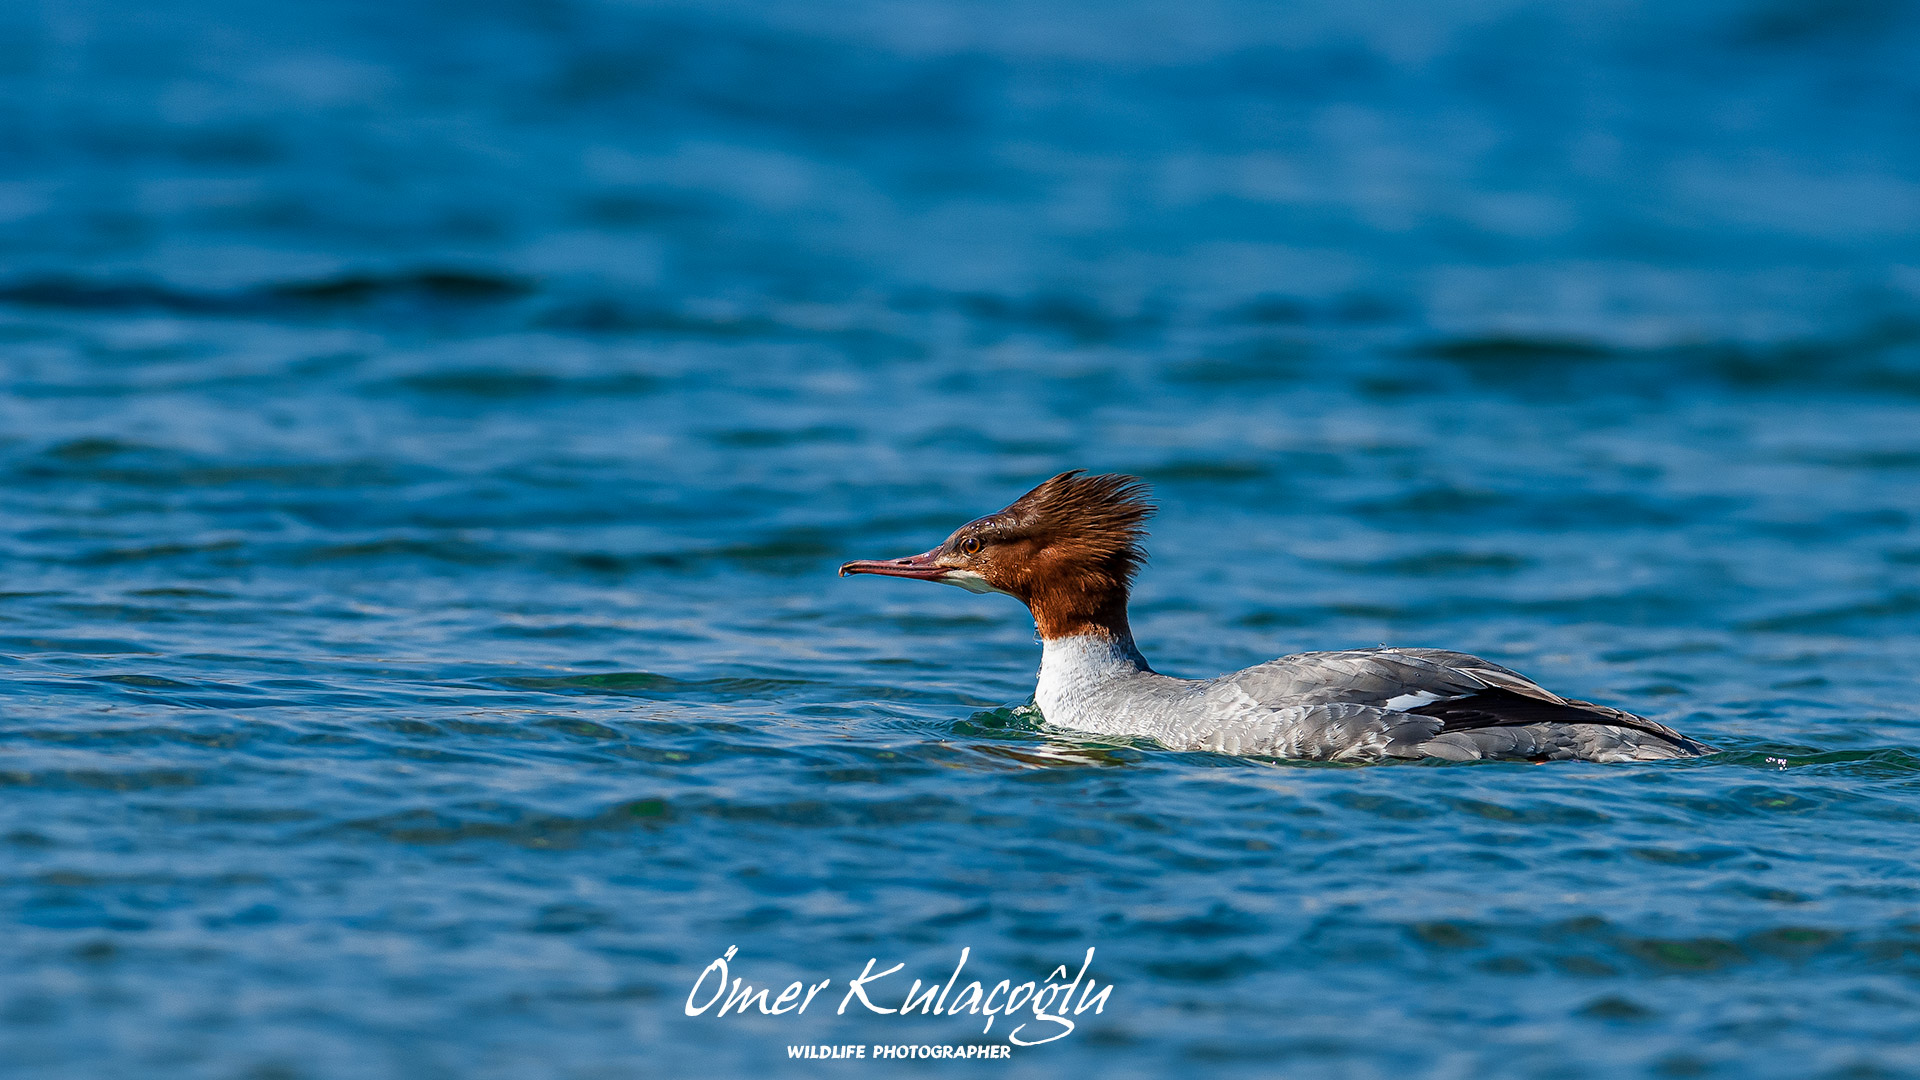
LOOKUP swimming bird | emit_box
[839,471,1714,763]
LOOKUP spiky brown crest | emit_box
[968,471,1153,640]
[999,470,1155,586]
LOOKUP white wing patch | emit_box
[1380,690,1445,712]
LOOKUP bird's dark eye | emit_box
[959,536,982,556]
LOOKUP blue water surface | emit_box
[4,1,1920,1077]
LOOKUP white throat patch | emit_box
[939,569,1013,596]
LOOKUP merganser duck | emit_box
[840,471,1714,763]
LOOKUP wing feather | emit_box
[1204,647,1715,761]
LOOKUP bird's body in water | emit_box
[840,472,1715,763]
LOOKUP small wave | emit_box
[0,269,532,318]
[1411,323,1920,398]
[1319,550,1532,577]
[1135,460,1270,482]
[490,671,812,701]
[1416,336,1614,364]
[0,766,212,791]
[536,300,784,337]
[0,636,159,655]
[384,370,660,399]
[1739,593,1920,632]
[953,291,1165,345]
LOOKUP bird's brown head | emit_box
[838,471,1155,640]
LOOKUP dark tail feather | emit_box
[1408,688,1716,755]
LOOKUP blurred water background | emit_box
[4,1,1920,1076]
